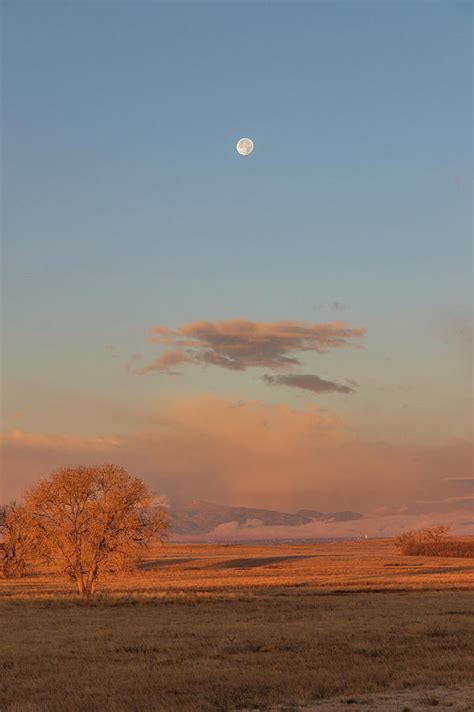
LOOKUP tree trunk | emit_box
[84,568,98,596]
[75,573,86,596]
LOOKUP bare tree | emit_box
[395,525,450,554]
[23,464,169,596]
[0,503,32,577]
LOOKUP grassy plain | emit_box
[2,538,473,598]
[1,539,473,711]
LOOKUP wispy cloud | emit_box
[133,350,188,375]
[263,373,354,394]
[436,309,473,368]
[444,477,474,483]
[316,300,348,311]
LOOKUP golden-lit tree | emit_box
[23,464,169,596]
[395,525,450,554]
[0,502,32,577]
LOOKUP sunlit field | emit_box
[1,538,473,598]
[1,539,473,711]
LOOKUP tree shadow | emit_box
[399,565,474,577]
[138,558,195,570]
[211,555,316,570]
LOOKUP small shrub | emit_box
[395,525,450,555]
[395,526,474,557]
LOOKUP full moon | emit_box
[236,137,254,156]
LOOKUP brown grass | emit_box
[1,538,473,598]
[1,539,473,711]
[1,591,473,711]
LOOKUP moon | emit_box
[236,137,254,156]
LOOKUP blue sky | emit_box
[2,0,472,444]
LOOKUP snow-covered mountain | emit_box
[167,500,362,537]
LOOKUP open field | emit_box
[1,538,474,598]
[1,540,473,711]
[1,591,473,711]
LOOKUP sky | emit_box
[1,1,472,521]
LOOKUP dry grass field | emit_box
[2,538,473,598]
[1,539,473,711]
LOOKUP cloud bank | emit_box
[196,509,474,542]
[1,396,472,522]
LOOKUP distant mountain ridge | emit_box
[166,500,363,536]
